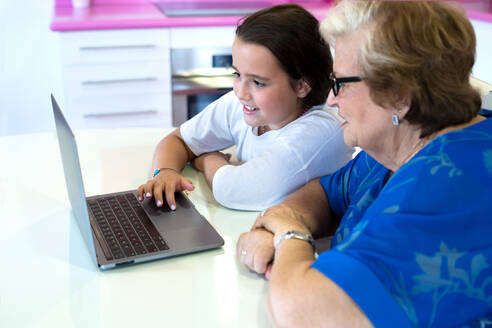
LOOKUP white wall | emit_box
[471,19,492,84]
[0,0,63,136]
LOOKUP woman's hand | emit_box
[237,228,275,276]
[253,204,311,244]
[237,205,311,278]
[191,151,231,172]
[137,169,194,211]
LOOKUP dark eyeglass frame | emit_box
[329,73,365,96]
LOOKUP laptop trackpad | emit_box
[143,193,205,231]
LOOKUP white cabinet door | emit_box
[64,61,171,99]
[61,29,170,65]
[60,29,172,129]
[60,26,238,130]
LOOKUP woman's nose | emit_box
[326,89,337,107]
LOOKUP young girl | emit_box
[137,4,353,211]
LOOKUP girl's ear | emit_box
[296,79,312,99]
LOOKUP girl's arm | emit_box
[191,151,232,190]
[139,91,238,209]
[209,113,350,211]
[137,128,196,210]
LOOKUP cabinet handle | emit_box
[83,110,158,118]
[82,77,158,85]
[79,45,157,51]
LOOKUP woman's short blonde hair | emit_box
[320,1,482,137]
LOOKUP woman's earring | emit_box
[392,113,400,126]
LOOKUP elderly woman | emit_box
[236,1,492,327]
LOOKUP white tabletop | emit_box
[0,128,270,328]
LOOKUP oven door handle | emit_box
[172,75,233,95]
[172,74,233,79]
[172,87,232,96]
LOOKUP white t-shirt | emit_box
[180,91,353,211]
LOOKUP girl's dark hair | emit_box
[236,4,333,110]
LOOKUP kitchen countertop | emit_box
[50,3,330,32]
[50,2,334,31]
[51,3,240,31]
[50,1,492,32]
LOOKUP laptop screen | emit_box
[51,95,98,265]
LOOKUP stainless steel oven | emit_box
[171,47,234,126]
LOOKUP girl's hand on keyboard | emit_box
[137,169,194,211]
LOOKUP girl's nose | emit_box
[234,81,250,101]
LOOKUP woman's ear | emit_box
[397,97,412,118]
[296,79,312,98]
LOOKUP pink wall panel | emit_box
[55,0,327,8]
[55,0,148,7]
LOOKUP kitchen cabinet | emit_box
[59,26,236,130]
[60,28,172,129]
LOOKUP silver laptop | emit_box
[51,94,224,270]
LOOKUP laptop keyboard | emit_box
[87,193,169,261]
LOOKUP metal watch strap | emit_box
[274,230,316,252]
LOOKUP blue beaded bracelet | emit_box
[153,167,180,177]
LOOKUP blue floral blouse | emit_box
[312,111,492,328]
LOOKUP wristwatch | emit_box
[274,230,316,253]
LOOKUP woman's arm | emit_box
[267,241,372,328]
[239,179,371,327]
[249,183,370,327]
[237,179,336,275]
[270,178,336,237]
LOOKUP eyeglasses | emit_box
[329,73,365,97]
